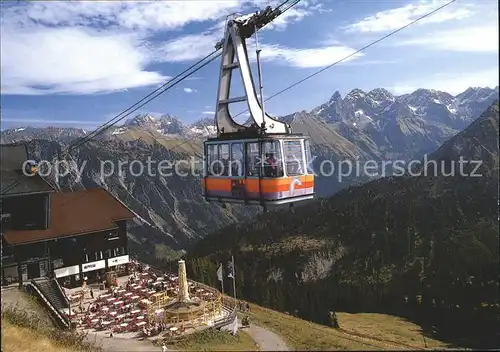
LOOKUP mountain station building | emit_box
[1,143,135,288]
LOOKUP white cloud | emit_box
[156,33,220,62]
[6,1,255,31]
[157,25,363,69]
[390,68,499,95]
[257,44,363,68]
[395,25,498,52]
[202,111,215,115]
[1,27,168,95]
[344,0,474,33]
[0,0,317,95]
[184,88,197,93]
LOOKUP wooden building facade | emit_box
[1,144,136,288]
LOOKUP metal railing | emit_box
[53,276,70,307]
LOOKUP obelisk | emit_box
[177,259,190,303]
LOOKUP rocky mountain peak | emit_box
[327,91,342,104]
[368,88,395,103]
[403,88,454,107]
[192,117,214,128]
[345,88,367,102]
[455,86,499,105]
[188,117,216,137]
[125,113,158,127]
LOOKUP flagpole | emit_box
[220,263,224,296]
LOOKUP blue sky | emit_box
[1,0,498,130]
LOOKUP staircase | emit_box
[33,278,69,310]
[29,277,70,329]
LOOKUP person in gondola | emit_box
[265,153,277,177]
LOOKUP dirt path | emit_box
[245,324,289,351]
[84,332,161,351]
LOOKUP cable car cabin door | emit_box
[230,142,246,199]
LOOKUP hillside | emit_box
[229,297,449,350]
[185,102,500,349]
[419,101,499,176]
[1,87,498,259]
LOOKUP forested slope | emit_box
[185,103,500,349]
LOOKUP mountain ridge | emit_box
[2,86,498,139]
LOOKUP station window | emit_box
[230,143,244,177]
[283,140,304,176]
[262,140,283,177]
[245,142,260,177]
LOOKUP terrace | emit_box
[62,259,230,343]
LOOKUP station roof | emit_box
[1,143,55,198]
[3,188,136,245]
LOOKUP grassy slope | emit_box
[166,329,259,351]
[228,297,449,351]
[1,321,79,352]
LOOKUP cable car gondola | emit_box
[202,8,315,209]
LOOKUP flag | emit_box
[227,260,234,279]
[217,263,223,281]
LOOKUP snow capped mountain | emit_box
[188,117,217,137]
[123,113,186,135]
[106,114,216,138]
[311,86,498,130]
[0,126,87,144]
[455,86,499,104]
[125,113,158,127]
[282,86,498,162]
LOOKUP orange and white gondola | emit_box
[202,8,315,209]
